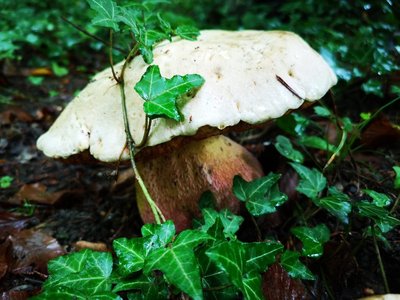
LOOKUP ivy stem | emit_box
[110,39,165,224]
[137,117,152,148]
[109,30,120,84]
[371,226,390,293]
[117,83,164,224]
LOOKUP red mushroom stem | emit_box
[135,135,264,231]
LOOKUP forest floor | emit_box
[1,59,400,299]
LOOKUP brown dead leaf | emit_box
[74,240,108,252]
[263,263,310,300]
[9,182,83,205]
[0,239,11,280]
[0,211,34,239]
[361,116,400,147]
[8,229,65,275]
[0,107,34,125]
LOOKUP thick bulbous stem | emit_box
[135,135,263,231]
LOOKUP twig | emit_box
[371,226,390,293]
[61,16,126,54]
[276,75,303,100]
[109,30,120,84]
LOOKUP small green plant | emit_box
[34,173,333,299]
[0,175,13,188]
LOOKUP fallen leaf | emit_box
[9,182,83,205]
[0,107,34,125]
[8,229,65,274]
[361,116,400,148]
[0,239,11,280]
[74,240,108,252]
[0,211,34,239]
[262,263,310,300]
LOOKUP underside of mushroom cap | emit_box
[37,30,337,162]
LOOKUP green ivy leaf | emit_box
[289,163,327,200]
[363,189,392,207]
[244,242,283,273]
[113,237,147,276]
[175,25,200,41]
[200,208,243,238]
[141,220,175,249]
[31,287,87,300]
[357,201,400,233]
[274,135,304,163]
[280,250,315,280]
[43,249,113,294]
[51,62,69,77]
[118,8,140,35]
[315,187,352,223]
[112,274,152,293]
[298,135,336,153]
[173,229,213,249]
[145,246,203,300]
[197,247,239,300]
[87,0,121,31]
[206,240,245,290]
[134,65,205,121]
[317,196,352,224]
[291,224,330,258]
[0,176,13,188]
[313,106,331,117]
[394,166,400,189]
[233,173,287,216]
[137,28,168,63]
[242,272,263,300]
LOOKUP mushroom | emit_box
[37,30,337,230]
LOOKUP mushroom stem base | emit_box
[135,135,264,231]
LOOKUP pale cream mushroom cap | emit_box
[37,30,337,162]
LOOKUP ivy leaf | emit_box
[112,274,152,293]
[394,166,400,189]
[357,201,400,233]
[157,13,173,37]
[173,229,213,249]
[141,220,175,249]
[197,247,239,300]
[145,246,203,300]
[137,28,168,63]
[313,106,331,117]
[206,240,245,290]
[200,208,243,238]
[316,187,352,223]
[280,250,315,280]
[118,7,140,35]
[289,163,326,200]
[112,273,168,300]
[244,242,283,273]
[317,196,352,224]
[363,189,392,207]
[31,287,87,300]
[87,0,121,31]
[113,238,147,276]
[134,65,205,121]
[298,135,336,153]
[233,173,287,216]
[175,25,200,41]
[274,135,304,163]
[0,175,13,188]
[291,224,330,258]
[242,272,264,300]
[44,249,113,294]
